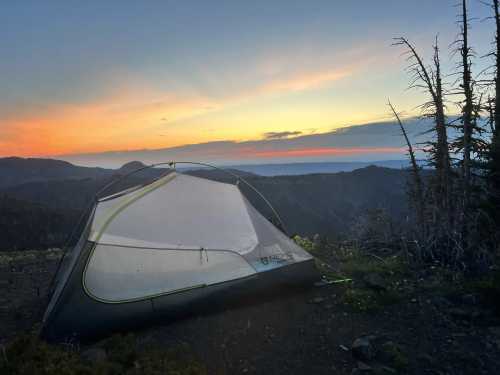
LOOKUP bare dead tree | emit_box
[459,0,474,210]
[393,37,452,225]
[489,0,500,233]
[388,100,425,235]
[495,0,500,129]
[393,1,499,270]
[488,95,495,133]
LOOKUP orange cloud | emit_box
[0,44,385,158]
[0,87,217,157]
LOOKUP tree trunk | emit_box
[388,100,425,234]
[461,0,473,211]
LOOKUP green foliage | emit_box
[342,287,402,312]
[338,249,408,312]
[342,255,407,281]
[0,334,206,375]
[335,243,408,281]
[342,288,382,312]
[0,195,79,251]
[293,235,317,253]
[0,334,85,375]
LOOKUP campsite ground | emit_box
[1,246,500,375]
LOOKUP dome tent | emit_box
[41,162,317,341]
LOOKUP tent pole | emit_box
[94,161,289,235]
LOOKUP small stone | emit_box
[352,336,375,361]
[357,361,372,371]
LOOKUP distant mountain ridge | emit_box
[0,157,113,189]
[0,156,417,188]
[0,157,411,250]
[223,160,420,176]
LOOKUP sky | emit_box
[0,0,496,165]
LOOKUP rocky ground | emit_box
[1,247,500,374]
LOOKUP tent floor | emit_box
[42,259,319,342]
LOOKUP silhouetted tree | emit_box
[388,100,425,242]
[393,36,456,260]
[487,0,500,234]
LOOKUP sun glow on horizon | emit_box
[1,59,412,159]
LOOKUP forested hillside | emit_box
[0,157,409,250]
[0,195,79,251]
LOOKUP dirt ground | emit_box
[1,250,500,374]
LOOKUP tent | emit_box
[41,165,317,341]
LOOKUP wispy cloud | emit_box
[258,69,351,95]
[59,118,437,168]
[0,40,392,158]
[263,131,303,140]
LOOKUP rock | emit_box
[363,273,387,291]
[81,347,107,362]
[352,336,375,361]
[357,361,372,371]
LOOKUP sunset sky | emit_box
[0,1,495,164]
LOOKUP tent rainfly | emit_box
[41,166,317,341]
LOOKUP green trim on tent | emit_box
[82,173,179,304]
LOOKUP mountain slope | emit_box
[0,195,79,251]
[0,157,114,189]
[0,158,411,249]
